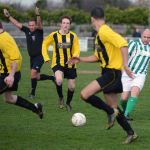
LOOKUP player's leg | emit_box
[104,70,138,143]
[81,80,117,129]
[38,74,55,81]
[65,68,76,111]
[120,91,130,113]
[26,56,38,98]
[116,107,138,144]
[120,71,132,113]
[3,91,43,119]
[124,74,145,120]
[37,56,55,82]
[104,93,119,129]
[105,93,138,143]
[26,68,38,98]
[65,79,75,111]
[27,55,45,98]
[53,67,64,108]
[104,93,118,108]
[124,86,140,117]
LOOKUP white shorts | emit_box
[121,71,146,91]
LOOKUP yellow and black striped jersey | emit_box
[0,31,22,73]
[94,24,128,70]
[42,30,80,69]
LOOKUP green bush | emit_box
[0,3,149,26]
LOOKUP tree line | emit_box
[0,4,148,25]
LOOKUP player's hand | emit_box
[4,75,14,88]
[35,7,40,15]
[3,9,10,17]
[124,66,135,79]
[46,61,51,63]
[121,69,124,74]
[66,56,80,66]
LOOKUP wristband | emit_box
[7,15,10,18]
[36,14,40,16]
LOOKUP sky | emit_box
[0,0,37,6]
[0,0,138,7]
[0,0,63,7]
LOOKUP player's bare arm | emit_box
[66,55,99,66]
[3,9,22,29]
[120,46,135,79]
[4,61,18,88]
[35,7,42,30]
[46,61,51,63]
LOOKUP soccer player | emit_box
[120,29,150,121]
[66,7,137,144]
[3,7,55,98]
[0,19,43,119]
[42,15,80,111]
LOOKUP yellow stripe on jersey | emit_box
[42,31,80,69]
[0,31,22,73]
[94,24,128,71]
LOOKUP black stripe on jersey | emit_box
[0,49,8,73]
[62,35,68,67]
[97,36,109,67]
[53,33,60,66]
[70,34,74,69]
[98,53,102,63]
[10,59,19,61]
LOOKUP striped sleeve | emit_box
[72,34,80,57]
[128,41,136,56]
[42,33,54,62]
[5,36,21,64]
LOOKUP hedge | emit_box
[0,4,148,25]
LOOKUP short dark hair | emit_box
[60,15,72,24]
[28,19,37,25]
[0,19,3,29]
[91,7,105,20]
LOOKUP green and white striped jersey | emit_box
[128,39,150,75]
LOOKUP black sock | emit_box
[40,74,54,81]
[15,96,37,112]
[31,78,37,95]
[56,84,63,98]
[117,107,134,135]
[85,95,114,115]
[66,89,74,104]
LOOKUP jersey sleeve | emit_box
[42,33,54,62]
[72,34,80,57]
[94,50,99,59]
[94,34,100,59]
[38,28,44,34]
[128,41,136,56]
[20,26,29,33]
[2,36,21,64]
[99,26,128,48]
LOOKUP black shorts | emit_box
[52,65,77,79]
[30,55,44,72]
[96,68,122,94]
[0,71,21,95]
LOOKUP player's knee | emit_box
[31,70,37,78]
[80,91,87,101]
[37,76,40,81]
[121,97,128,102]
[31,73,36,79]
[56,78,62,86]
[4,97,11,103]
[68,85,75,91]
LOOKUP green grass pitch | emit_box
[0,50,150,150]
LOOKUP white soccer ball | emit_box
[71,113,86,127]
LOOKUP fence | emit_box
[13,36,140,51]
